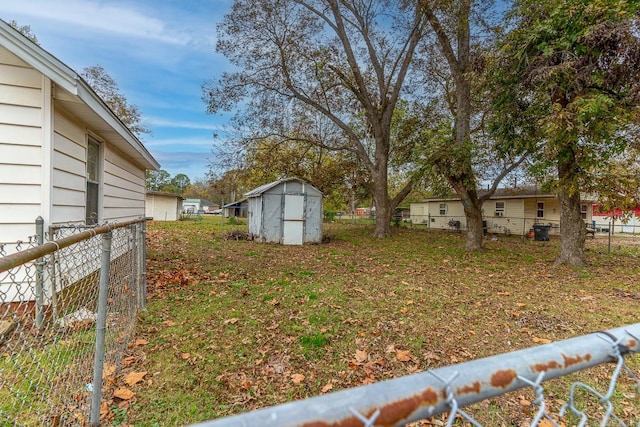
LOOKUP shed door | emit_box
[283,194,305,245]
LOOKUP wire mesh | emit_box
[193,325,640,427]
[0,219,146,426]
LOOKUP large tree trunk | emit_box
[556,189,586,266]
[373,196,392,237]
[450,183,484,251]
[555,154,587,266]
[462,196,484,251]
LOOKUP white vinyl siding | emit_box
[0,47,43,243]
[102,146,146,221]
[51,112,86,225]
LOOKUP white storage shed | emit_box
[246,178,323,245]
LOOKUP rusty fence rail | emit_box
[0,218,147,426]
[193,324,640,427]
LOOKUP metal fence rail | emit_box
[193,324,640,427]
[0,218,147,426]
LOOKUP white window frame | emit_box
[439,203,447,216]
[495,201,505,217]
[581,204,588,220]
[537,202,544,218]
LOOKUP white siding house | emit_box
[410,187,594,237]
[0,19,160,245]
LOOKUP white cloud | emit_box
[1,0,190,45]
[144,136,218,148]
[146,117,232,132]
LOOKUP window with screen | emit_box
[86,139,100,225]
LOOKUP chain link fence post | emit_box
[140,219,147,309]
[90,230,113,426]
[35,216,45,329]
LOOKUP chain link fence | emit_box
[0,218,147,426]
[193,324,640,427]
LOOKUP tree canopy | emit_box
[81,65,151,137]
[489,0,640,265]
[204,0,430,237]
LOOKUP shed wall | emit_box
[146,194,182,221]
[248,196,263,237]
[304,194,323,243]
[248,180,323,244]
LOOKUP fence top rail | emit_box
[191,323,640,427]
[0,218,145,273]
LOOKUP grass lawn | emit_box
[111,217,640,426]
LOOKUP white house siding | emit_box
[430,201,465,229]
[51,111,86,225]
[0,46,43,244]
[409,203,430,225]
[103,145,146,221]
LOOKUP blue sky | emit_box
[0,0,234,181]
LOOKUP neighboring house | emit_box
[246,178,323,245]
[145,191,184,221]
[592,205,640,234]
[182,198,218,214]
[410,187,594,236]
[0,19,160,246]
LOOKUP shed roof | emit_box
[0,19,160,171]
[147,191,185,199]
[244,177,322,198]
[223,198,248,208]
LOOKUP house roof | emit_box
[0,19,160,171]
[244,177,322,198]
[419,186,558,202]
[419,186,596,202]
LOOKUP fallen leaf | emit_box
[354,349,368,363]
[497,291,511,296]
[321,381,333,393]
[124,371,147,387]
[102,363,116,379]
[291,373,305,384]
[134,338,148,346]
[163,319,175,326]
[114,388,135,400]
[532,337,552,344]
[122,356,136,366]
[396,349,414,362]
[224,318,239,325]
[516,303,527,308]
[385,344,396,353]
